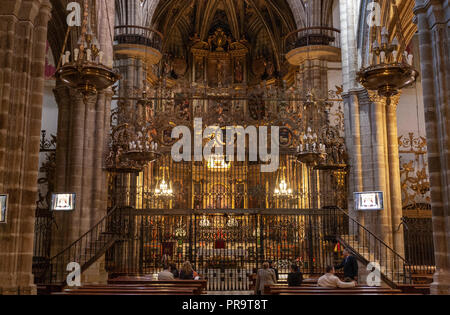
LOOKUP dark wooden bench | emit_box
[395,284,430,295]
[272,288,402,295]
[107,278,208,294]
[82,283,204,294]
[54,289,194,295]
[266,284,401,295]
[53,285,196,295]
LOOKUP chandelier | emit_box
[199,216,211,228]
[55,0,119,100]
[207,154,231,170]
[226,217,239,228]
[274,179,293,197]
[104,102,161,172]
[357,1,418,102]
[296,126,327,165]
[155,167,173,197]
[274,166,294,198]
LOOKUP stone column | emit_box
[386,94,404,257]
[414,0,450,295]
[339,0,406,255]
[51,0,115,285]
[0,0,52,295]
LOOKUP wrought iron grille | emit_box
[402,217,435,274]
[105,209,345,291]
[108,153,348,211]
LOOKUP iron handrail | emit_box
[335,207,408,261]
[333,207,411,285]
[45,206,121,284]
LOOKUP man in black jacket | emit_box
[287,264,303,286]
[335,248,358,282]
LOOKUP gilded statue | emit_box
[210,28,229,51]
[235,60,243,83]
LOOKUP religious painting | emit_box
[51,193,76,211]
[195,57,204,83]
[354,191,384,211]
[0,194,7,223]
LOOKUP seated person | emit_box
[170,263,179,278]
[180,261,200,280]
[158,265,175,280]
[287,264,303,286]
[317,266,356,288]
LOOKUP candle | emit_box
[86,49,92,62]
[380,51,386,63]
[74,48,79,61]
[392,50,398,63]
[408,54,413,66]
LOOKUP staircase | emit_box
[332,208,412,287]
[39,206,125,286]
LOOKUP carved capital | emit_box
[387,92,402,110]
[367,90,385,105]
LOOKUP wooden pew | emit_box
[53,285,196,295]
[395,284,430,295]
[54,289,194,295]
[266,284,401,295]
[82,283,204,295]
[107,278,208,294]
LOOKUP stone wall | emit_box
[0,0,52,295]
[414,0,450,295]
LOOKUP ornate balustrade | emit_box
[114,25,163,64]
[284,27,341,65]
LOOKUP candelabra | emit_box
[199,216,211,228]
[357,2,418,101]
[55,0,119,99]
[155,167,173,197]
[274,180,293,197]
[296,127,327,165]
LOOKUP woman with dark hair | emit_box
[287,264,303,286]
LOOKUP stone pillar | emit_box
[51,0,115,285]
[414,0,450,295]
[339,0,405,255]
[0,0,52,295]
[386,94,404,257]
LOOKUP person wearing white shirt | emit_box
[318,266,357,288]
[158,265,175,280]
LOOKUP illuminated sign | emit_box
[51,193,76,211]
[354,191,384,211]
